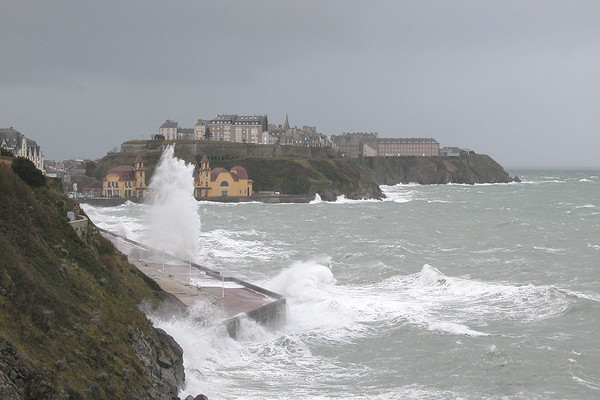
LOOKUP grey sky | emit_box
[1,1,599,168]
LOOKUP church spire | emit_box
[284,114,290,130]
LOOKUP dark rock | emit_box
[0,339,60,399]
[0,371,20,400]
[186,395,209,400]
[127,326,185,399]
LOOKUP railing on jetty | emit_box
[96,227,287,337]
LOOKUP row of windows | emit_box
[105,181,137,188]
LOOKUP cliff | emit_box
[354,154,517,185]
[0,162,186,399]
[215,157,384,201]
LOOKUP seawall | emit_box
[98,228,287,338]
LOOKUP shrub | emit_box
[97,235,116,255]
[12,157,46,187]
[100,254,117,271]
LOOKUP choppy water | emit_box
[82,170,600,400]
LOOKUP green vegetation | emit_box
[214,157,383,199]
[0,164,182,398]
[217,157,313,194]
[354,154,514,185]
[11,156,46,187]
[1,147,14,157]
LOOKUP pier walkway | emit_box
[99,229,286,336]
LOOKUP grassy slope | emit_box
[214,157,384,199]
[0,164,180,398]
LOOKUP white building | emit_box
[159,120,179,140]
[0,127,45,172]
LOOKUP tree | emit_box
[152,134,165,141]
[12,157,46,187]
[84,161,97,177]
[1,147,13,157]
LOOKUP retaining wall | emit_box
[97,228,287,337]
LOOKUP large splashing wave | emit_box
[143,145,201,261]
[262,261,573,340]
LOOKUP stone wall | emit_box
[120,141,337,160]
[68,214,89,239]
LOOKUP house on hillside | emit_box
[194,155,253,198]
[101,155,147,198]
[0,127,44,172]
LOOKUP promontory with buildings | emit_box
[1,114,518,202]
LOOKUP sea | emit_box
[82,166,599,400]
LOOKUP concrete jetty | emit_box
[98,228,286,337]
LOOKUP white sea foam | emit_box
[331,195,381,204]
[383,264,571,329]
[427,321,487,336]
[380,185,416,203]
[533,246,566,254]
[263,261,568,339]
[266,258,336,302]
[196,228,285,270]
[310,193,322,204]
[143,146,201,261]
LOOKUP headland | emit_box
[82,141,516,203]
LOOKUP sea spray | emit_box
[143,145,200,261]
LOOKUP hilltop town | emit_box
[1,114,510,202]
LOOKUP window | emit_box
[220,181,229,187]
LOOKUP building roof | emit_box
[0,128,23,148]
[160,120,178,129]
[200,155,209,164]
[0,127,42,155]
[211,115,237,124]
[210,167,235,182]
[378,138,439,144]
[209,114,267,126]
[230,166,248,180]
[105,165,136,181]
[134,154,143,163]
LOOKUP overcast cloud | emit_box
[1,0,599,168]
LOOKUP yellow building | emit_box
[102,154,146,198]
[194,155,253,198]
